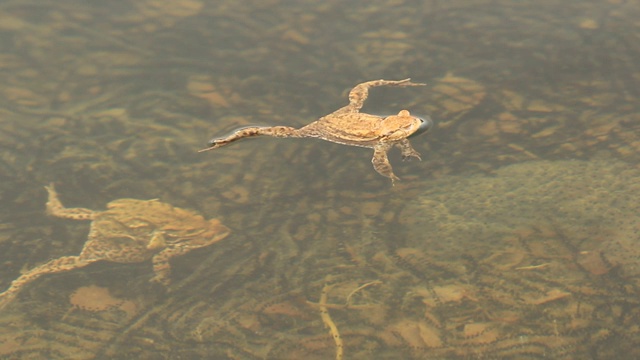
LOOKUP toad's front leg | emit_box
[199,126,302,151]
[150,249,176,286]
[372,143,400,185]
[396,139,422,161]
[150,245,197,286]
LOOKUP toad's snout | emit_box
[409,115,433,138]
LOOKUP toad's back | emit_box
[299,112,387,147]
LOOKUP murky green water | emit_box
[0,0,639,358]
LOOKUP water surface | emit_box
[0,0,639,358]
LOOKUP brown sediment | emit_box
[69,285,124,312]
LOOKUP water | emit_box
[0,0,639,358]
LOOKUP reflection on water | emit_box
[0,0,639,358]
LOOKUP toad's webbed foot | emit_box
[200,126,302,152]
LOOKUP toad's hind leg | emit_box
[200,126,302,151]
[45,184,96,220]
[372,143,400,184]
[343,78,426,113]
[0,256,93,309]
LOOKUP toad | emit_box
[0,184,230,309]
[200,79,432,184]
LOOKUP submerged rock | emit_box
[402,159,640,277]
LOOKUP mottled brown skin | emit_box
[200,79,430,184]
[0,184,230,309]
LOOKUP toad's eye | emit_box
[409,115,433,138]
